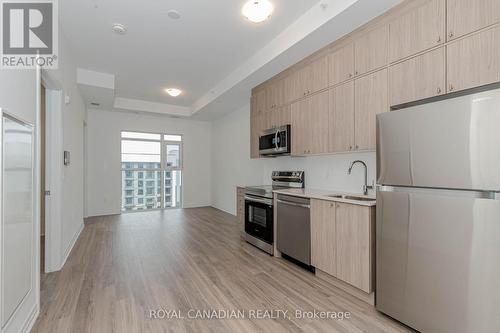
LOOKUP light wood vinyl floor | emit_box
[32,207,412,333]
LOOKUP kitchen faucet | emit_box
[348,160,373,195]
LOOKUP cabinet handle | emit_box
[330,203,334,207]
[437,36,441,43]
[436,87,441,94]
[448,31,454,39]
[349,146,353,150]
[449,84,454,92]
[348,73,353,78]
[355,71,359,76]
[355,145,359,150]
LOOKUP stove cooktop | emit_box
[245,185,290,199]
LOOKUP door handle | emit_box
[277,199,310,209]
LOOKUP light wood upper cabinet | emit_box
[305,55,329,95]
[447,0,500,41]
[309,91,330,154]
[329,43,354,85]
[389,47,445,106]
[252,89,267,116]
[354,69,388,151]
[389,0,445,62]
[266,79,285,111]
[335,202,374,293]
[447,26,500,93]
[265,104,291,129]
[291,99,309,155]
[329,82,354,153]
[285,56,329,103]
[284,69,302,103]
[311,199,336,277]
[291,91,329,155]
[355,25,388,76]
[250,112,265,159]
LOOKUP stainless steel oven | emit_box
[244,195,274,255]
[244,171,305,255]
[259,125,291,156]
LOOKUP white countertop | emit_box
[273,188,376,207]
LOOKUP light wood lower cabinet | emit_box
[335,202,374,294]
[236,187,245,236]
[447,25,500,93]
[311,199,375,294]
[354,68,388,150]
[389,47,446,106]
[311,200,337,277]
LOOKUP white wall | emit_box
[45,33,87,264]
[44,32,86,270]
[86,109,212,216]
[211,104,376,215]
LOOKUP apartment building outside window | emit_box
[121,131,182,212]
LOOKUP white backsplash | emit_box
[260,152,376,195]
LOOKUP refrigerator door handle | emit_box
[377,185,499,199]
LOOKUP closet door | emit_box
[1,113,34,327]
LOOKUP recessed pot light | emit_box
[112,23,127,35]
[165,88,182,97]
[242,0,273,23]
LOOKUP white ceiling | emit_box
[62,0,320,107]
[63,0,402,119]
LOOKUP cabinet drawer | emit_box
[447,26,500,93]
[389,47,445,106]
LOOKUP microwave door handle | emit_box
[274,130,279,150]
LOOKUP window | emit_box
[121,131,182,211]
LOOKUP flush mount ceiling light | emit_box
[167,9,181,20]
[112,23,127,35]
[242,0,273,23]
[165,88,182,97]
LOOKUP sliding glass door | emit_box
[121,132,182,212]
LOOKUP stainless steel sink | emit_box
[344,195,375,202]
[325,194,375,202]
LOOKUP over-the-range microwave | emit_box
[259,125,291,156]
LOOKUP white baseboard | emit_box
[58,222,84,270]
[21,303,39,333]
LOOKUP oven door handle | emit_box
[245,196,273,205]
[277,199,310,209]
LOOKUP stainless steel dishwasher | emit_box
[276,194,311,266]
